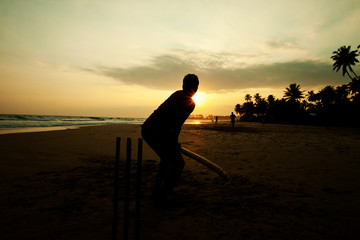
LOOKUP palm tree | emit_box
[235,104,242,115]
[331,45,359,80]
[284,83,304,102]
[242,101,255,115]
[245,94,252,102]
[335,84,350,103]
[307,90,317,102]
[253,93,262,106]
[349,79,360,95]
[318,85,337,107]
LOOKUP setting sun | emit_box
[192,92,205,105]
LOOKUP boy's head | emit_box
[183,74,199,96]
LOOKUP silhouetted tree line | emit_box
[235,45,360,126]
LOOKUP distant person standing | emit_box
[230,112,236,128]
[141,74,199,201]
[215,116,218,125]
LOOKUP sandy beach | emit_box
[1,123,360,239]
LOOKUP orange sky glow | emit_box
[1,0,359,117]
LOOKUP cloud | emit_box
[266,40,300,49]
[91,51,346,92]
[97,55,196,90]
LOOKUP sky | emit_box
[0,0,359,117]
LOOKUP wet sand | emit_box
[1,123,360,239]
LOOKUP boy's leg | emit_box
[141,127,183,196]
[151,143,184,195]
[162,150,185,193]
[153,156,170,194]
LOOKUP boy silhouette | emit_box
[141,74,199,200]
[230,112,236,128]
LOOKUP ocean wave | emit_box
[0,114,145,129]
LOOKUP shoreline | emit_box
[2,118,359,136]
[0,126,81,135]
[0,119,218,135]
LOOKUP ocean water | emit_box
[0,114,211,135]
[0,114,145,134]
